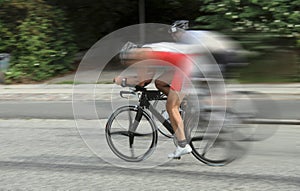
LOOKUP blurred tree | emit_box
[195,0,300,82]
[48,0,202,50]
[48,0,139,50]
[0,0,77,83]
[145,0,201,24]
[196,0,300,50]
[197,0,300,34]
[1,0,203,83]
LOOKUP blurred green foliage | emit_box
[196,0,300,82]
[0,0,77,83]
[196,0,299,50]
[0,0,201,83]
[0,0,299,83]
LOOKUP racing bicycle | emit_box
[104,83,263,166]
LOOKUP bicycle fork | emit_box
[128,106,143,148]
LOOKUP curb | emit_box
[245,118,300,125]
[0,117,299,125]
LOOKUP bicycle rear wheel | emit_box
[185,113,244,166]
[105,105,158,162]
[228,91,280,141]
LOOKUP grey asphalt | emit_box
[0,71,299,190]
[1,99,300,121]
[0,70,300,124]
[0,119,299,190]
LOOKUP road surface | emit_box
[0,119,299,190]
[0,99,299,120]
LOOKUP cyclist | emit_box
[169,20,246,71]
[114,41,204,158]
[168,20,248,106]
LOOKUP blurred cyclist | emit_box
[114,41,204,158]
[169,20,247,72]
[168,20,248,107]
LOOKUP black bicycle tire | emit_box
[105,105,158,162]
[185,114,236,166]
[190,137,236,166]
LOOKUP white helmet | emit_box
[169,20,189,33]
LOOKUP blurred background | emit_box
[0,0,299,84]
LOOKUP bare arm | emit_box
[114,48,154,87]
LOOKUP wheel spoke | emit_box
[109,131,152,137]
[110,131,130,136]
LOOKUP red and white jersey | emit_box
[138,42,204,91]
[142,42,205,55]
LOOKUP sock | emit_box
[178,139,187,148]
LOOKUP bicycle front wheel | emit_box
[105,105,158,162]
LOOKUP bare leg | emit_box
[167,89,192,158]
[155,71,187,140]
[166,90,185,141]
[155,79,170,95]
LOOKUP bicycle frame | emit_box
[107,83,254,165]
[120,87,175,135]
